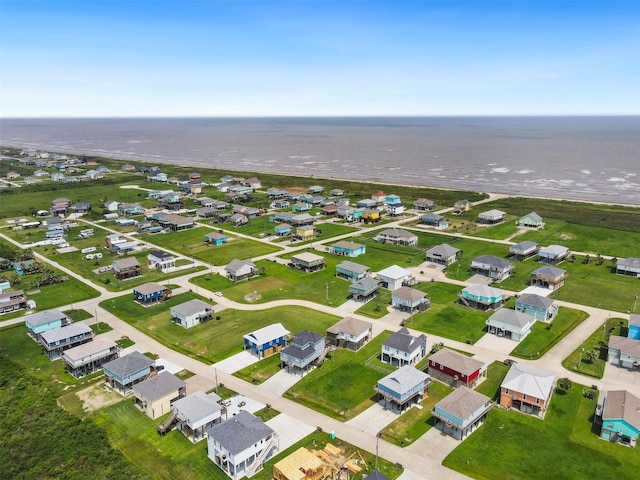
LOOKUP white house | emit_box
[147,250,176,272]
[376,265,415,291]
[170,299,213,329]
[486,308,536,342]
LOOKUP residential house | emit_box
[267,188,289,199]
[509,241,540,261]
[336,260,370,283]
[530,265,567,290]
[459,284,504,311]
[34,169,49,177]
[274,223,292,237]
[428,348,487,388]
[157,214,195,231]
[86,170,105,180]
[292,201,311,212]
[133,371,186,419]
[326,317,373,351]
[538,244,570,265]
[307,185,324,195]
[330,188,344,197]
[158,192,184,210]
[50,197,71,215]
[133,282,172,305]
[170,299,213,329]
[243,323,290,359]
[374,365,432,413]
[629,315,640,340]
[385,194,405,216]
[204,232,229,246]
[420,213,448,229]
[244,177,261,189]
[225,259,257,282]
[500,363,555,418]
[233,204,261,218]
[425,244,461,266]
[271,200,290,209]
[40,321,95,360]
[147,250,176,272]
[280,330,327,375]
[391,286,430,313]
[195,196,216,207]
[6,171,20,179]
[516,212,545,229]
[432,386,493,440]
[13,259,38,275]
[413,198,436,211]
[486,308,536,342]
[374,228,418,246]
[349,277,380,302]
[452,199,472,215]
[381,327,427,367]
[294,225,317,241]
[336,206,363,222]
[206,410,279,479]
[291,252,325,273]
[273,447,326,480]
[196,207,218,218]
[24,309,70,340]
[599,390,640,447]
[478,209,506,225]
[371,190,386,204]
[167,390,222,442]
[118,203,144,216]
[112,240,141,255]
[376,265,415,291]
[471,254,515,282]
[0,289,28,314]
[616,257,640,278]
[122,164,136,171]
[607,335,640,369]
[42,216,64,229]
[148,172,168,183]
[62,338,119,378]
[515,294,557,321]
[272,212,315,226]
[104,199,120,211]
[103,351,155,394]
[113,257,142,280]
[51,172,65,181]
[360,208,381,224]
[228,213,248,227]
[71,201,92,214]
[331,241,366,257]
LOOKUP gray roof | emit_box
[392,286,426,303]
[337,260,370,274]
[487,308,534,329]
[226,259,256,273]
[603,390,640,429]
[618,257,640,268]
[517,293,554,310]
[509,241,539,254]
[103,351,154,378]
[377,365,430,395]
[630,314,640,328]
[133,282,167,295]
[113,256,140,269]
[501,363,555,400]
[539,244,569,257]
[383,327,426,354]
[520,211,542,222]
[327,317,373,336]
[25,309,67,327]
[421,212,444,222]
[350,277,380,292]
[435,386,491,420]
[429,348,486,376]
[134,371,185,402]
[170,299,211,317]
[206,410,274,455]
[290,329,324,347]
[332,240,365,250]
[479,209,506,218]
[172,391,221,423]
[473,254,513,270]
[40,321,92,344]
[62,338,117,362]
[426,244,460,257]
[532,265,566,278]
[608,335,640,358]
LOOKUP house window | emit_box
[523,394,527,400]
[440,364,444,370]
[535,398,540,404]
[505,389,509,394]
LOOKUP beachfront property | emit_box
[471,254,515,282]
[374,365,432,413]
[0,289,28,314]
[164,390,223,442]
[147,250,176,272]
[485,308,536,342]
[509,240,540,261]
[538,244,570,265]
[384,194,405,216]
[204,231,229,246]
[280,330,327,376]
[428,348,487,388]
[419,212,449,229]
[530,265,567,290]
[170,299,213,329]
[336,206,363,222]
[133,282,172,305]
[225,259,257,282]
[431,386,493,441]
[133,371,186,419]
[243,323,290,359]
[62,338,120,378]
[39,321,95,360]
[459,284,504,310]
[599,390,640,447]
[425,243,461,266]
[331,240,366,257]
[413,198,436,211]
[499,363,556,418]
[349,277,380,302]
[478,209,506,225]
[336,260,371,283]
[381,327,427,367]
[113,257,142,280]
[607,335,640,369]
[516,212,545,229]
[103,351,156,395]
[206,410,279,479]
[391,286,430,313]
[452,199,472,215]
[290,252,325,273]
[374,228,418,246]
[357,198,378,209]
[515,293,558,322]
[326,317,373,351]
[615,257,640,278]
[24,309,70,340]
[376,265,415,290]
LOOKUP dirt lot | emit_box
[75,382,124,412]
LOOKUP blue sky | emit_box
[1,0,638,117]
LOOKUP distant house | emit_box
[478,209,506,225]
[374,228,418,247]
[471,254,515,282]
[103,351,155,395]
[371,190,385,204]
[196,207,217,218]
[204,232,228,246]
[168,390,222,442]
[280,330,327,376]
[292,201,311,212]
[71,201,92,214]
[376,265,415,291]
[291,252,325,273]
[13,259,38,275]
[170,299,213,329]
[599,390,640,447]
[206,410,279,479]
[452,199,472,215]
[432,386,493,441]
[500,364,555,418]
[374,365,432,413]
[228,213,248,227]
[147,250,176,272]
[336,260,371,283]
[385,194,405,216]
[538,245,570,265]
[24,309,70,340]
[0,289,28,314]
[225,259,257,282]
[459,284,504,311]
[104,199,120,211]
[243,323,290,359]
[50,197,71,216]
[607,335,640,369]
[331,241,366,257]
[307,185,324,195]
[267,188,289,200]
[516,212,545,229]
[133,282,172,305]
[113,257,142,280]
[428,348,487,388]
[326,317,373,351]
[40,321,95,360]
[157,214,195,231]
[118,203,144,216]
[616,257,640,278]
[62,338,119,379]
[413,198,436,211]
[133,371,186,419]
[294,225,317,241]
[516,294,557,321]
[274,223,292,237]
[360,208,381,224]
[349,277,380,302]
[419,212,448,229]
[486,308,536,342]
[391,286,430,313]
[381,327,427,367]
[122,164,136,171]
[530,265,567,290]
[425,244,461,266]
[509,241,540,261]
[330,188,344,197]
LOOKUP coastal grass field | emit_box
[443,384,640,480]
[233,352,282,385]
[474,361,511,401]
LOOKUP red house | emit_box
[427,348,487,388]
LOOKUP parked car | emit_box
[214,291,223,297]
[504,358,517,366]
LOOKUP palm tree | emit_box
[557,377,573,394]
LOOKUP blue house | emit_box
[374,365,432,412]
[243,323,290,359]
[336,261,371,283]
[24,309,70,339]
[515,294,557,322]
[13,260,37,275]
[204,232,228,246]
[331,241,366,257]
[274,223,292,236]
[432,386,493,441]
[103,351,155,394]
[628,314,640,340]
[600,390,640,447]
[280,330,326,376]
[133,282,172,305]
[459,284,504,311]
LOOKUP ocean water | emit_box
[1,116,639,205]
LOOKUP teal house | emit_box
[25,309,70,339]
[204,232,228,246]
[459,284,504,311]
[515,293,557,322]
[331,241,366,257]
[600,390,640,447]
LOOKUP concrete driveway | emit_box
[258,369,302,396]
[473,333,517,359]
[213,350,259,374]
[267,414,316,451]
[345,400,399,436]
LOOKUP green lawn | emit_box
[443,384,640,480]
[233,353,282,385]
[63,308,94,321]
[102,292,339,364]
[510,307,589,359]
[355,290,392,319]
[378,381,453,447]
[468,216,520,240]
[283,331,391,420]
[562,318,628,378]
[474,361,511,401]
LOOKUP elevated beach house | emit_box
[374,365,432,413]
[432,387,493,440]
[133,371,186,419]
[327,317,373,351]
[616,257,640,278]
[419,212,448,229]
[391,286,430,313]
[40,321,95,360]
[165,390,222,442]
[336,260,371,283]
[225,259,257,282]
[170,299,213,329]
[599,390,640,447]
[376,265,415,290]
[349,277,380,302]
[500,363,555,418]
[478,209,506,225]
[290,252,325,273]
[459,284,504,311]
[538,244,570,265]
[24,309,70,340]
[516,212,545,229]
[428,348,487,388]
[280,330,327,376]
[133,282,172,305]
[331,240,366,257]
[530,265,567,290]
[509,240,540,261]
[516,293,557,321]
[471,254,514,282]
[374,228,418,246]
[62,338,119,379]
[425,244,461,266]
[381,327,427,367]
[243,323,290,359]
[485,308,536,342]
[103,351,155,394]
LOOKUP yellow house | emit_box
[296,225,316,241]
[133,371,186,419]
